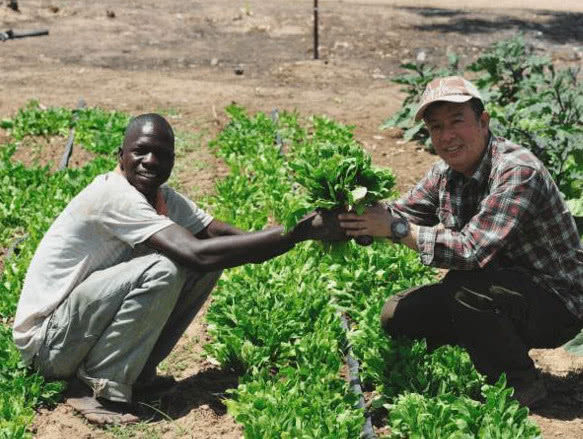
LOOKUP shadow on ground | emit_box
[531,370,583,420]
[399,7,583,44]
[137,367,240,421]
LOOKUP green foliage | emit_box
[0,100,71,138]
[323,241,436,316]
[201,105,299,230]
[204,105,538,437]
[228,361,363,439]
[387,376,540,438]
[74,107,130,155]
[1,100,130,157]
[0,324,64,438]
[284,115,396,231]
[567,196,583,217]
[383,340,484,401]
[226,319,363,438]
[477,53,583,198]
[0,103,126,436]
[566,195,583,239]
[380,53,462,147]
[204,247,341,373]
[383,34,583,199]
[467,35,549,106]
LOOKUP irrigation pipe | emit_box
[339,312,377,439]
[58,97,86,171]
[270,109,284,155]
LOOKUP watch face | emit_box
[391,218,409,239]
[395,222,407,235]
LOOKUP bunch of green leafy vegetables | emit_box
[281,116,396,254]
[286,140,395,226]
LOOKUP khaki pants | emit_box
[381,269,582,386]
[33,253,221,402]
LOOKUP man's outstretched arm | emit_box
[196,219,246,238]
[147,211,344,271]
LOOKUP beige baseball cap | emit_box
[415,76,483,121]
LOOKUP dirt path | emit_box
[2,1,582,437]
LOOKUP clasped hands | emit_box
[298,203,395,243]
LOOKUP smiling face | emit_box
[119,117,175,203]
[424,101,490,177]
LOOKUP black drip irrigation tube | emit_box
[270,108,376,438]
[5,98,85,260]
[271,108,284,155]
[340,312,377,439]
[58,97,86,171]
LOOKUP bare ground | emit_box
[1,1,583,437]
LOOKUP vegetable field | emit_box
[0,102,542,438]
[2,1,583,437]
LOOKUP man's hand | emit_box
[293,208,348,242]
[338,203,392,238]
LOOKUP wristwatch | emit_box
[390,216,409,243]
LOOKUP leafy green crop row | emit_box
[202,106,540,437]
[0,104,121,437]
[0,100,129,156]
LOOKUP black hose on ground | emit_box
[58,97,86,171]
[270,108,284,155]
[339,313,377,439]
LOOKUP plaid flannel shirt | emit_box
[391,134,583,320]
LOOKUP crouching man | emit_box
[13,113,344,424]
[339,76,583,408]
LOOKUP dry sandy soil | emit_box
[1,1,583,438]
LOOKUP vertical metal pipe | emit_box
[314,0,319,59]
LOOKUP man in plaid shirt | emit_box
[339,76,583,408]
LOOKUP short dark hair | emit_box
[123,113,174,148]
[423,97,484,122]
[468,98,485,120]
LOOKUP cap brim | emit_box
[414,95,474,121]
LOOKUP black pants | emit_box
[380,269,582,385]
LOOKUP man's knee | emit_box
[148,255,187,291]
[153,254,182,277]
[380,296,400,335]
